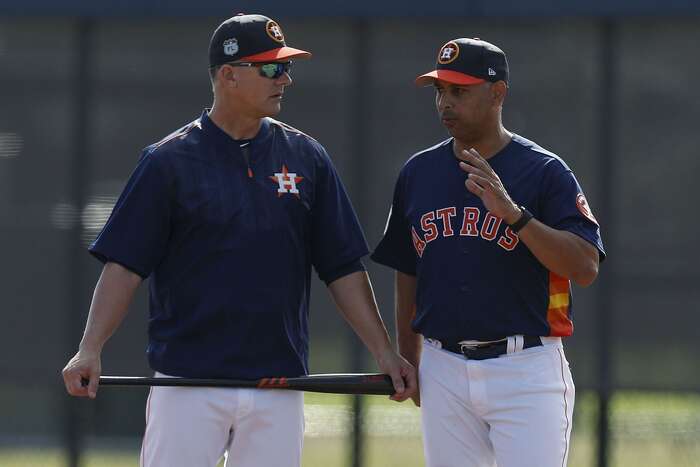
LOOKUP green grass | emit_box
[2,391,699,467]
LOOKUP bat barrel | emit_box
[94,373,395,395]
[285,374,394,395]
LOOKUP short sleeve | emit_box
[310,146,370,282]
[371,170,418,275]
[538,161,606,260]
[88,150,172,278]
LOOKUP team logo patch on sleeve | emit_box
[576,193,599,225]
[269,165,303,198]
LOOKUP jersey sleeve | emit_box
[310,145,370,283]
[88,149,172,278]
[538,161,606,260]
[371,169,418,275]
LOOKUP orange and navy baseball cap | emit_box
[208,14,312,67]
[415,38,508,87]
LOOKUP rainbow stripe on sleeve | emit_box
[547,272,573,336]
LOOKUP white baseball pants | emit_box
[419,337,575,467]
[139,373,304,467]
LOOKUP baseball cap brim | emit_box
[240,46,312,62]
[415,70,486,87]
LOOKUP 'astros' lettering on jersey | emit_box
[371,135,605,341]
[410,206,521,258]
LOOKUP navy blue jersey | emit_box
[89,111,369,379]
[371,134,605,341]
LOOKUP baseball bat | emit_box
[88,373,395,395]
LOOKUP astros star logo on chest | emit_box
[269,164,304,198]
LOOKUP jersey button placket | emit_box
[459,238,469,288]
[460,236,469,254]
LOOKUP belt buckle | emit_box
[458,338,507,355]
[458,341,480,353]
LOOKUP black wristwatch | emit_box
[508,206,533,233]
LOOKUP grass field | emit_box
[2,391,699,467]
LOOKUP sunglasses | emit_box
[226,61,292,79]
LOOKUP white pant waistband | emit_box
[425,335,562,356]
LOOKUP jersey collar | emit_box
[200,109,273,155]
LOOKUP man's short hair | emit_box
[209,65,222,83]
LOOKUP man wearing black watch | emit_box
[506,205,533,233]
[372,37,606,467]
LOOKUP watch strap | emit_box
[509,206,533,233]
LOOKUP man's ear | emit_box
[492,81,508,105]
[219,65,238,87]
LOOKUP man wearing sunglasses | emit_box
[62,13,416,467]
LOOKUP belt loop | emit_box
[506,336,516,354]
[426,338,442,349]
[515,335,524,352]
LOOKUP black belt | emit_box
[436,336,542,360]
